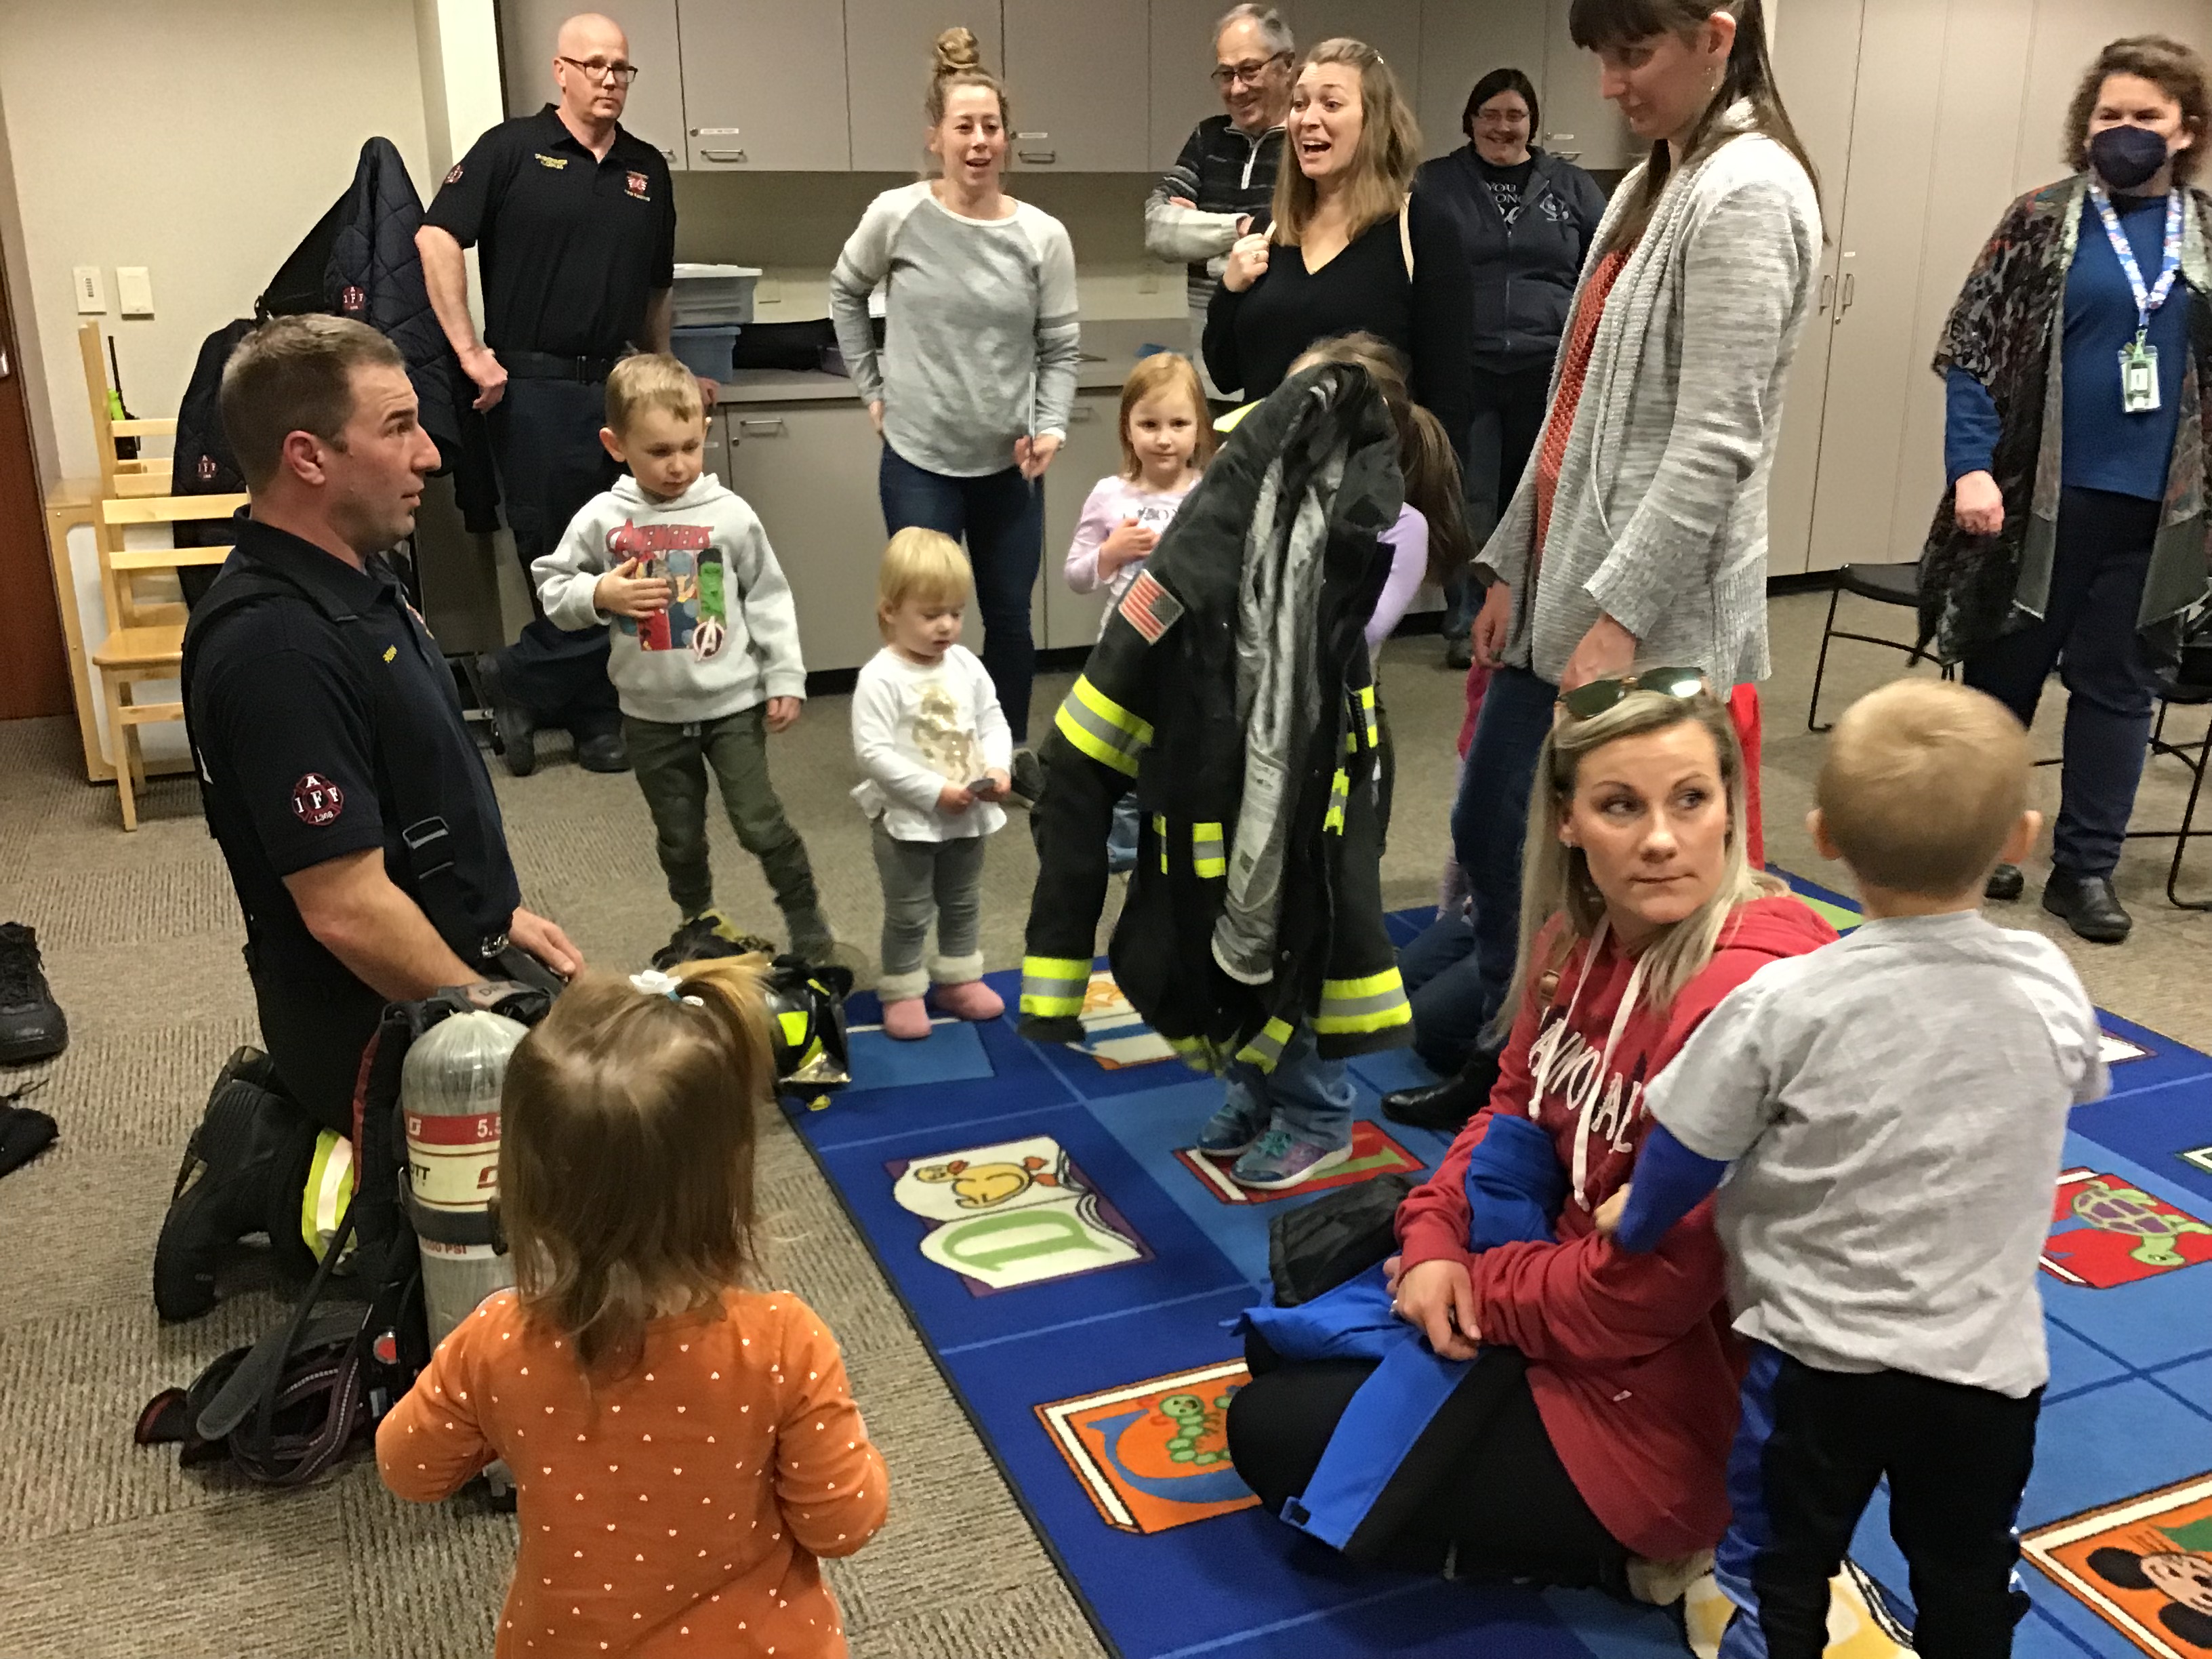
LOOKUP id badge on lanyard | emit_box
[2121,335,2161,413]
[2093,185,2182,416]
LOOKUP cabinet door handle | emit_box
[1817,272,1835,314]
[1015,130,1050,140]
[1018,149,1057,165]
[1067,404,1096,422]
[1837,271,1857,318]
[737,417,786,437]
[700,149,749,163]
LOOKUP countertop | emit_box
[714,316,1188,407]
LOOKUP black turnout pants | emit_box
[1226,1332,1629,1591]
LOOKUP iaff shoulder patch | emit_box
[443,163,464,186]
[291,773,345,827]
[1117,570,1183,646]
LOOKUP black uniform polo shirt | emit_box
[422,105,676,360]
[184,520,522,996]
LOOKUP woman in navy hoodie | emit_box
[1416,68,1607,668]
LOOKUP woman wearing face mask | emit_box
[1227,679,1834,1598]
[1203,39,1474,466]
[1925,35,2212,946]
[831,27,1082,787]
[1417,0,1819,1134]
[1416,69,1608,670]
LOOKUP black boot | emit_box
[474,653,537,777]
[1984,863,2024,902]
[1382,1050,1502,1133]
[573,720,630,774]
[152,1048,321,1322]
[2043,869,2131,944]
[0,922,67,1064]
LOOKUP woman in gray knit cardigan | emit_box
[1421,0,1822,1119]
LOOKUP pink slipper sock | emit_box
[932,979,1005,1021]
[882,997,932,1040]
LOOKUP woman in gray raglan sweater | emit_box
[1435,0,1822,1105]
[830,27,1082,762]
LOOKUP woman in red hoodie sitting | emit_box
[1227,675,1833,1600]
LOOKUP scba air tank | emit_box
[401,1009,527,1344]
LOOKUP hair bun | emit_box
[933,26,981,77]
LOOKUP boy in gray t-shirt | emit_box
[1599,679,2108,1659]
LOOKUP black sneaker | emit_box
[2043,869,2132,944]
[1985,863,2024,902]
[474,654,536,778]
[574,724,630,774]
[1381,1050,1502,1133]
[0,922,66,1065]
[1009,748,1047,808]
[152,1048,320,1322]
[1443,634,1474,671]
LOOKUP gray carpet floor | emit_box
[1,589,2207,1658]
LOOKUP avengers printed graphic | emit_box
[605,519,726,661]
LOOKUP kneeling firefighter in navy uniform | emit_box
[156,315,582,1322]
[1019,359,1413,1191]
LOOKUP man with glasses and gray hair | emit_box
[417,12,703,779]
[1145,5,1294,398]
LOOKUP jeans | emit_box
[1964,487,2171,880]
[871,825,987,1002]
[1399,909,1486,1076]
[624,708,822,926]
[1106,792,1141,874]
[1223,1024,1354,1150]
[1448,665,1559,1042]
[879,444,1046,740]
[485,376,621,729]
[1446,364,1555,636]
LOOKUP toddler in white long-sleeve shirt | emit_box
[852,529,1013,1041]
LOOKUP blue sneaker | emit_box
[1193,1092,1271,1159]
[1231,1128,1352,1191]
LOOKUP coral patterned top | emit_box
[1533,247,1631,566]
[377,1288,887,1658]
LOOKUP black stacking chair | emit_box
[1805,562,1953,733]
[2126,609,2212,910]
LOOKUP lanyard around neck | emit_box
[2089,185,2184,340]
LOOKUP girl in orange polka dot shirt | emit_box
[376,957,888,1657]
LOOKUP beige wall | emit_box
[0,0,434,485]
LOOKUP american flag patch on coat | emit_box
[1118,571,1184,644]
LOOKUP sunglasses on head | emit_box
[1556,667,1707,720]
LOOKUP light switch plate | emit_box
[73,266,105,314]
[116,266,154,316]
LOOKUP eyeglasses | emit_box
[558,56,639,86]
[1212,52,1290,88]
[1557,667,1707,720]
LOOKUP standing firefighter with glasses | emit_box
[1145,5,1294,399]
[419,11,713,778]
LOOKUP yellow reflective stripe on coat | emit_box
[1313,968,1412,1036]
[1357,683,1379,745]
[300,1128,356,1261]
[1235,1016,1295,1072]
[1323,766,1350,832]
[1154,813,1169,874]
[1192,822,1226,878]
[1053,676,1153,778]
[1021,954,1092,1017]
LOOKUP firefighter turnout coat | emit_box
[1019,361,1414,1071]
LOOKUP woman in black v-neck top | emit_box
[1204,39,1473,461]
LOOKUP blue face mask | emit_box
[2090,123,2171,192]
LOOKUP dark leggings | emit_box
[1227,1333,1630,1589]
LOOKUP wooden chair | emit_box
[78,320,176,501]
[90,493,245,829]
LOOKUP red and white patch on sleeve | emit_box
[1116,570,1184,645]
[444,163,464,186]
[291,773,346,827]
